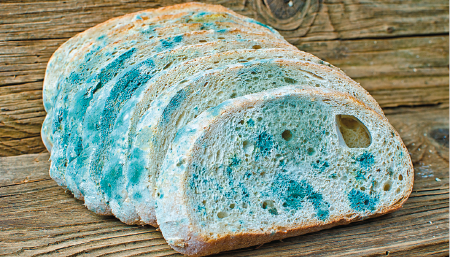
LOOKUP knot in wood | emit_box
[430,128,449,148]
[264,0,306,20]
[254,0,320,36]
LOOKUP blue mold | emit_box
[255,131,274,157]
[355,152,374,170]
[272,175,330,221]
[348,188,378,212]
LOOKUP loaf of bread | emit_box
[41,2,414,256]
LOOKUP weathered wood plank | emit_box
[1,0,447,41]
[281,0,449,40]
[0,0,448,156]
[297,35,449,108]
[0,106,448,256]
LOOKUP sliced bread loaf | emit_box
[65,47,338,223]
[124,55,386,225]
[41,28,298,154]
[156,86,413,256]
[59,44,299,217]
[40,4,413,256]
[43,28,296,190]
[100,48,346,225]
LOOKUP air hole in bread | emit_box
[229,203,235,209]
[307,147,315,156]
[383,181,392,191]
[199,39,207,43]
[217,211,228,219]
[336,115,371,148]
[243,140,254,155]
[284,77,297,84]
[163,61,173,70]
[252,45,262,49]
[398,174,403,181]
[262,200,274,209]
[282,130,292,141]
[230,93,237,98]
[373,180,378,188]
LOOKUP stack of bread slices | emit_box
[41,2,414,256]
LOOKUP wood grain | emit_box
[0,0,449,156]
[0,106,448,256]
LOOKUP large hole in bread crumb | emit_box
[282,130,292,141]
[262,200,278,215]
[383,181,392,191]
[262,200,274,209]
[336,115,371,148]
[217,211,228,219]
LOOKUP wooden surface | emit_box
[0,0,449,256]
[1,107,448,256]
[1,0,448,156]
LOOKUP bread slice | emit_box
[43,28,295,191]
[155,86,413,256]
[124,55,385,225]
[43,3,283,111]
[66,48,339,223]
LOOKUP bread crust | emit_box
[42,3,283,111]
